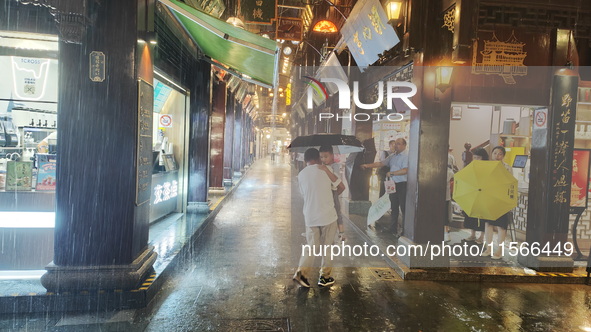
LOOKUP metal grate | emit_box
[217,318,291,332]
[369,268,402,281]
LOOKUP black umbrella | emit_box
[287,134,364,154]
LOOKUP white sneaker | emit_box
[444,232,450,242]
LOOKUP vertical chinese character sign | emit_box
[136,79,154,206]
[340,0,399,69]
[89,51,106,82]
[242,0,276,25]
[546,71,578,234]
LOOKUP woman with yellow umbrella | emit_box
[481,146,513,259]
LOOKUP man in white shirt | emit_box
[293,148,342,288]
[361,138,409,237]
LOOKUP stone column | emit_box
[41,0,157,292]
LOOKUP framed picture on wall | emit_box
[451,106,462,120]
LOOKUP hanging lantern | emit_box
[312,20,338,33]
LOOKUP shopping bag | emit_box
[384,178,396,194]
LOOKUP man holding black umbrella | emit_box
[293,148,342,288]
[361,138,409,237]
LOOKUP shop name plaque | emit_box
[89,51,106,82]
[136,79,153,206]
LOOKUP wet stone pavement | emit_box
[2,157,591,331]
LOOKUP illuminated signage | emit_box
[153,180,178,204]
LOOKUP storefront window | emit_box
[149,75,189,223]
[0,31,58,272]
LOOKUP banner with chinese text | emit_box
[340,0,399,69]
[242,0,276,25]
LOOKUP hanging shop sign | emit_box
[276,17,303,41]
[184,0,225,18]
[242,0,276,25]
[242,94,252,109]
[89,51,106,82]
[340,0,399,69]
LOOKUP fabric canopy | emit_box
[160,0,279,87]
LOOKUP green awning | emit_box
[160,0,279,87]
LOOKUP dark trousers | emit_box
[389,182,407,233]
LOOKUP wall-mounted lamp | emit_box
[142,31,158,45]
[436,66,453,93]
[313,20,338,33]
[385,0,403,22]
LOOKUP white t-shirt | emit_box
[298,164,339,227]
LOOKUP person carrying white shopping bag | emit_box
[361,138,409,237]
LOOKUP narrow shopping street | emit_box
[4,157,585,331]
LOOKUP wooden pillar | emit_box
[395,0,451,268]
[41,0,157,291]
[232,103,243,174]
[186,60,212,212]
[209,81,226,188]
[398,63,451,268]
[223,94,235,184]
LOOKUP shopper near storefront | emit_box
[462,143,473,168]
[361,138,409,237]
[481,146,512,259]
[293,148,341,288]
[376,148,391,197]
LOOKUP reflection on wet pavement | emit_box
[140,158,591,331]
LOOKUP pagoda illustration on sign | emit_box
[472,31,528,84]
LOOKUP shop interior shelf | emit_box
[20,127,56,132]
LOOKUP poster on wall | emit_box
[571,149,590,209]
[0,56,58,102]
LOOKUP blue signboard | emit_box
[340,0,400,69]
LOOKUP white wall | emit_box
[449,104,530,168]
[449,104,492,168]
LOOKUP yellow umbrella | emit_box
[453,160,517,220]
